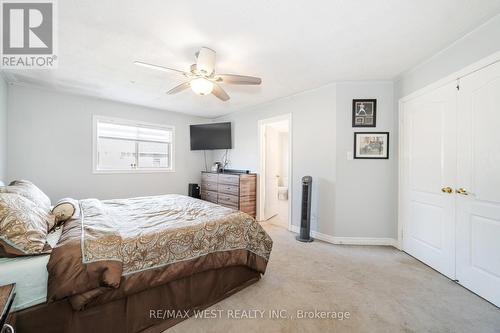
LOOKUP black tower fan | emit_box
[296,176,313,242]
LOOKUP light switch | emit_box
[347,151,353,160]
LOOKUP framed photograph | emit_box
[352,99,377,127]
[354,132,389,159]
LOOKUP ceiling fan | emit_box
[134,47,262,101]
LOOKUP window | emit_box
[93,116,174,173]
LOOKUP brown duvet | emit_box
[46,194,273,311]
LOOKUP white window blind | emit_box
[94,117,174,172]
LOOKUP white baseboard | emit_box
[289,225,397,247]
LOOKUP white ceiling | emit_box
[4,0,500,118]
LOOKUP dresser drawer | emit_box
[218,193,239,206]
[201,181,218,192]
[201,190,218,203]
[219,202,238,210]
[201,173,218,182]
[218,174,239,185]
[218,184,239,196]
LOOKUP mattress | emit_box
[0,227,62,311]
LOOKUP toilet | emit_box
[278,186,288,200]
[278,176,288,200]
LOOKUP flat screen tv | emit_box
[190,122,232,150]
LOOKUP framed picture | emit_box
[352,99,377,127]
[354,132,389,159]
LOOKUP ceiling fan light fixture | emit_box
[135,47,262,101]
[196,47,216,76]
[190,78,214,95]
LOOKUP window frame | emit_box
[92,115,175,174]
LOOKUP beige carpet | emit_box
[166,223,500,332]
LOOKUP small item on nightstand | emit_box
[0,283,15,333]
[188,183,201,199]
[211,162,222,172]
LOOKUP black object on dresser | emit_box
[200,171,257,217]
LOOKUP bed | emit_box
[2,194,273,333]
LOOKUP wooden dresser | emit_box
[200,171,257,217]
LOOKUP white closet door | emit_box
[401,82,457,279]
[456,61,500,307]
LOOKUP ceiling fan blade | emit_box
[166,81,191,94]
[214,74,262,85]
[212,84,230,101]
[196,47,216,76]
[134,61,187,75]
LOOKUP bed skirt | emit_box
[9,265,261,333]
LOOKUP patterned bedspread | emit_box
[47,194,272,310]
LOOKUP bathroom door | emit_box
[264,126,280,220]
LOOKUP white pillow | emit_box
[0,180,52,212]
[52,198,79,225]
[0,193,55,256]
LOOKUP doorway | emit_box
[258,114,292,230]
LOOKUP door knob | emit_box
[441,187,453,194]
[456,187,469,195]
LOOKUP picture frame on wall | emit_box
[354,132,389,159]
[352,99,377,127]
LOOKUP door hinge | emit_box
[456,84,460,91]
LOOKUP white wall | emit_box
[7,85,209,202]
[213,83,337,236]
[213,81,396,240]
[335,82,396,238]
[395,13,500,99]
[0,76,7,183]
